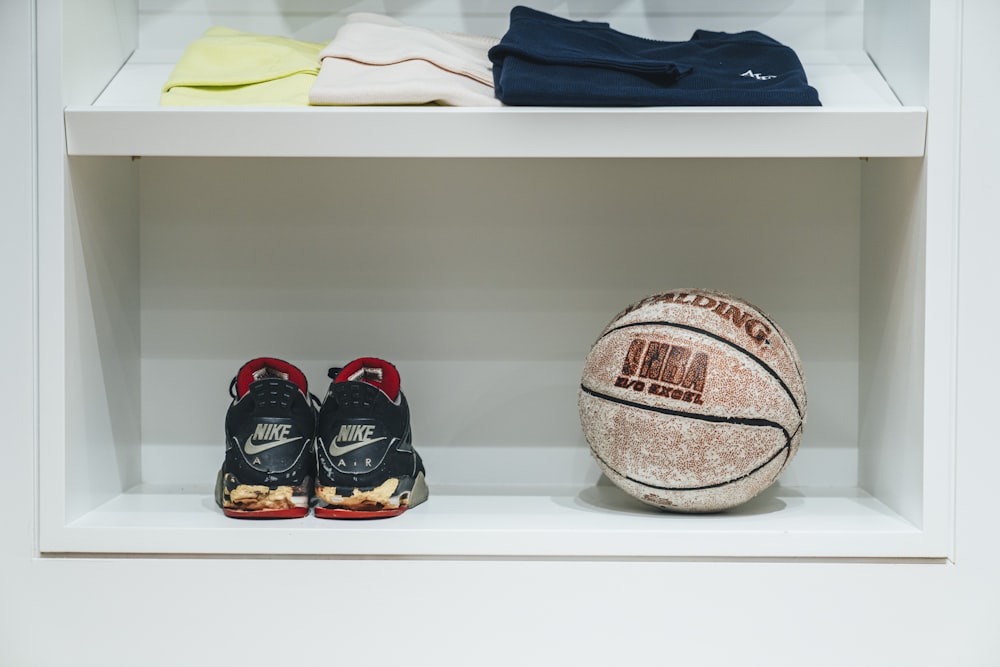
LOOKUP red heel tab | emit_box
[335,358,400,401]
[236,358,308,397]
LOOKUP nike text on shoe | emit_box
[315,358,428,519]
[215,357,317,518]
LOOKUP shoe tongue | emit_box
[252,366,288,382]
[335,357,400,402]
[237,357,308,397]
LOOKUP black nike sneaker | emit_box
[215,357,317,518]
[314,358,428,519]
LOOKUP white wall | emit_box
[0,0,37,557]
[954,0,1000,573]
[0,0,42,658]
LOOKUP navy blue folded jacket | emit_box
[489,6,821,106]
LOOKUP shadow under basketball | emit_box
[571,475,790,516]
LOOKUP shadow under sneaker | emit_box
[215,357,317,518]
[315,357,428,519]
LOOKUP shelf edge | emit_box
[64,106,928,158]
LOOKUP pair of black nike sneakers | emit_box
[214,356,428,519]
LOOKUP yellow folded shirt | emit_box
[161,26,324,106]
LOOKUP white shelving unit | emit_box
[66,52,925,158]
[39,0,957,561]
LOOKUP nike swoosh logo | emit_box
[244,436,303,455]
[328,436,387,457]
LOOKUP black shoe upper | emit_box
[316,360,423,489]
[223,362,316,488]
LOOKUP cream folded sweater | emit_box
[309,13,501,107]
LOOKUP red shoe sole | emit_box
[222,506,309,519]
[314,506,407,519]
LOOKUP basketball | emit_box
[578,289,806,513]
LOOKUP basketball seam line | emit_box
[750,308,807,394]
[589,441,791,492]
[600,320,804,419]
[580,384,796,436]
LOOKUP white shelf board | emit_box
[64,53,927,158]
[45,483,936,558]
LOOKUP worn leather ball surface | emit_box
[579,289,807,513]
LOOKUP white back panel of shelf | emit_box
[135,0,866,54]
[135,157,860,489]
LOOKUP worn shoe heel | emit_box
[314,471,428,519]
[315,358,428,519]
[215,357,318,519]
[217,470,311,519]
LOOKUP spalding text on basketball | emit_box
[616,292,772,347]
[616,337,708,405]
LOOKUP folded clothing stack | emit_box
[309,13,501,107]
[160,8,820,108]
[488,6,821,106]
